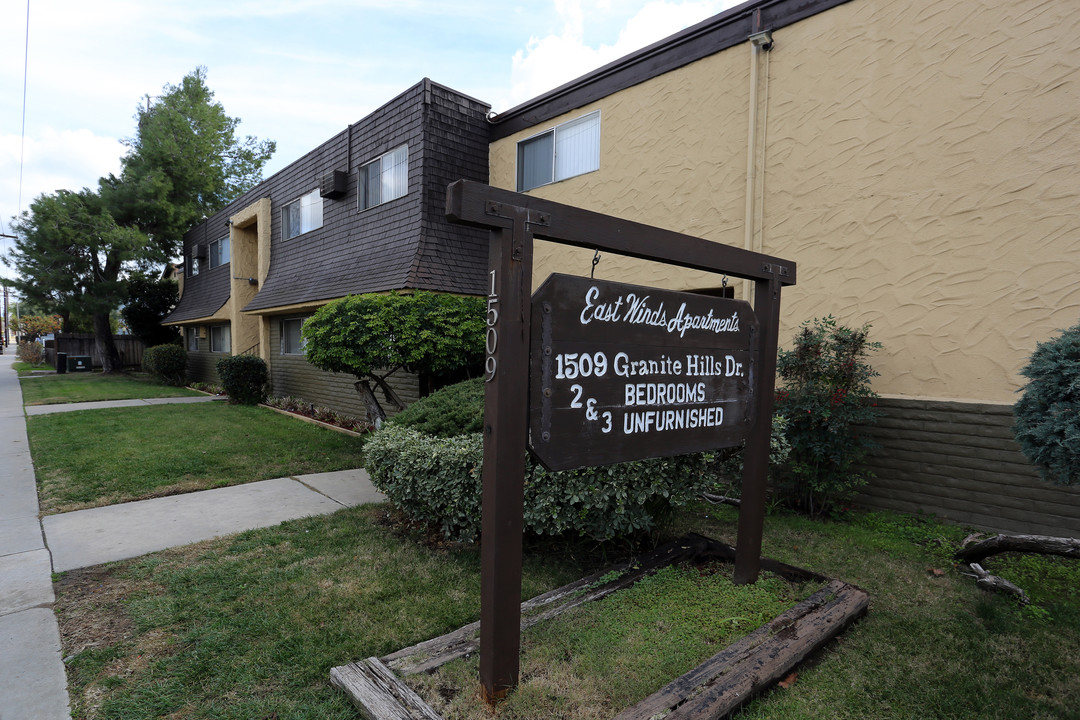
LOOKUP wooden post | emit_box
[478,210,533,703]
[734,273,782,584]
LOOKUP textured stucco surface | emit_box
[489,0,1080,403]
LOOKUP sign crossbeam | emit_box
[446,180,795,705]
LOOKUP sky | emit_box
[0,0,738,282]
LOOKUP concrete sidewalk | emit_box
[0,358,385,719]
[25,393,222,415]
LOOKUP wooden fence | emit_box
[43,333,146,369]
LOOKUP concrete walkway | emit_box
[0,357,384,719]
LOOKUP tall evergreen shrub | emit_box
[1014,321,1080,486]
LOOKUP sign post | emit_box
[446,180,795,703]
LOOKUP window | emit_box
[208,236,230,268]
[359,144,408,211]
[281,317,305,355]
[188,253,200,277]
[283,190,323,240]
[187,327,199,351]
[517,111,600,192]
[210,324,231,354]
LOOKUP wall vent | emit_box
[320,170,348,199]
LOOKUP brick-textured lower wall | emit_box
[858,397,1080,537]
[267,320,419,423]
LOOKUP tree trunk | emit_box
[355,379,387,427]
[955,534,1080,564]
[92,312,122,373]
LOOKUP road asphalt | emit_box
[0,354,384,719]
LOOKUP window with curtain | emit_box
[210,324,231,353]
[283,190,324,240]
[187,327,199,351]
[517,111,600,192]
[359,144,409,211]
[281,317,305,355]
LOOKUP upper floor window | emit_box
[517,111,600,192]
[208,236,230,268]
[283,190,323,240]
[359,144,408,211]
[281,317,306,355]
[188,253,200,277]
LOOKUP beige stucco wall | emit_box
[489,0,1080,404]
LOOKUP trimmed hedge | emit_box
[143,344,188,386]
[387,376,484,437]
[365,423,715,543]
[216,354,269,405]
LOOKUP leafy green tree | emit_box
[303,292,486,423]
[5,68,273,372]
[7,189,146,371]
[122,272,180,347]
[104,66,276,253]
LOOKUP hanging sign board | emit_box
[529,273,758,472]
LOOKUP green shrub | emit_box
[1014,321,1080,486]
[388,377,485,437]
[365,421,715,544]
[216,355,269,405]
[774,316,882,516]
[142,344,188,385]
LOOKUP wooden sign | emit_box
[530,274,758,472]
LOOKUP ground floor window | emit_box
[281,317,306,355]
[210,324,231,353]
[187,327,199,351]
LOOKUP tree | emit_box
[15,314,62,343]
[104,66,276,254]
[121,272,180,347]
[303,292,486,423]
[6,189,146,371]
[5,68,273,372]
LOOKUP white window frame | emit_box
[282,189,324,240]
[358,144,409,211]
[280,317,306,355]
[210,324,231,354]
[208,236,230,269]
[516,111,600,192]
[186,327,199,351]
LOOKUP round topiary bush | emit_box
[1014,321,1080,486]
[216,354,269,405]
[142,343,188,386]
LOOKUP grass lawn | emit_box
[28,403,366,514]
[53,504,1080,720]
[13,360,55,376]
[19,370,203,405]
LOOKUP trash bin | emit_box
[56,352,67,374]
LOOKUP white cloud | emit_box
[505,0,732,109]
[0,128,123,229]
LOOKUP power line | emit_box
[14,0,30,249]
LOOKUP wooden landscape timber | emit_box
[330,534,869,719]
